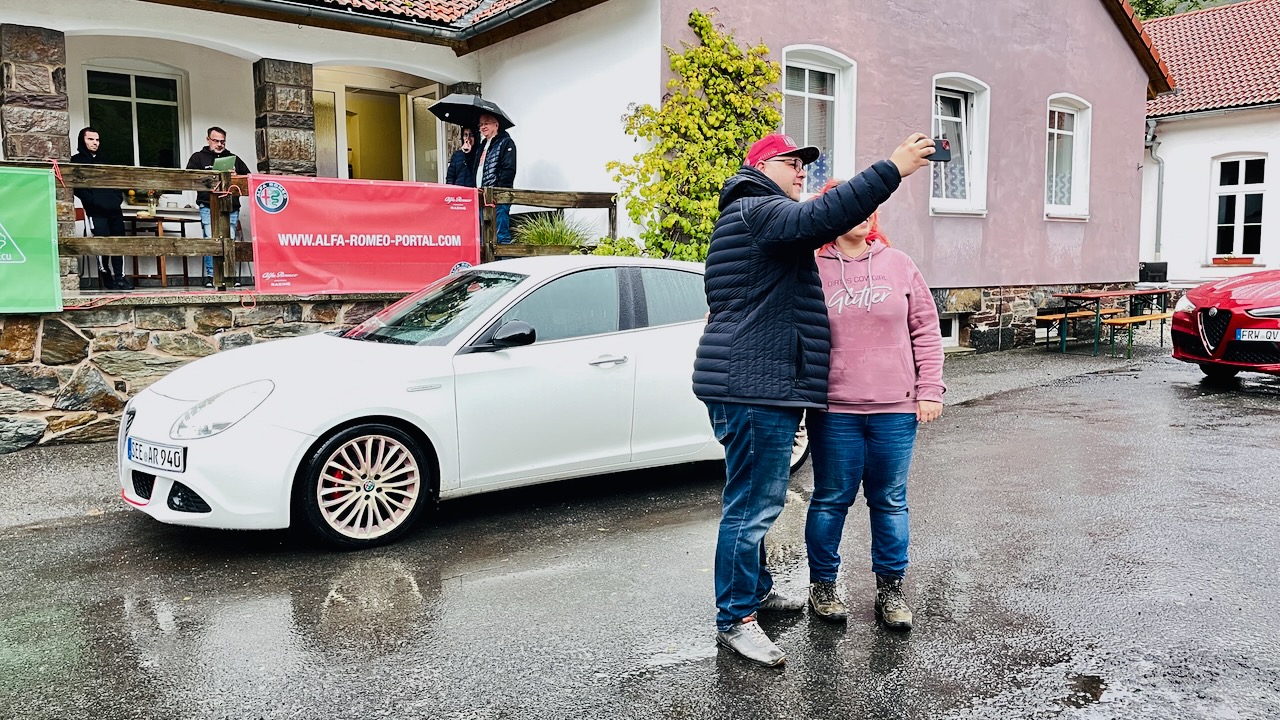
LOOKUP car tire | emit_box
[298,423,433,549]
[1199,364,1240,383]
[790,412,810,475]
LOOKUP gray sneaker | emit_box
[809,581,848,622]
[875,574,913,631]
[716,616,786,667]
[757,589,805,613]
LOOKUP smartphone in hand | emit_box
[930,137,952,163]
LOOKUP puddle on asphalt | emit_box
[1059,672,1107,708]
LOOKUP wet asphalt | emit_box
[1,350,1278,719]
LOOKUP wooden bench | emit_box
[1035,308,1125,348]
[1101,312,1174,358]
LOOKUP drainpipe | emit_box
[1145,118,1165,261]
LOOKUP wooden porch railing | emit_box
[1,161,618,285]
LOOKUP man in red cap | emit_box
[694,131,933,667]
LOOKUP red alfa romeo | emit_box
[1172,269,1280,380]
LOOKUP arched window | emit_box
[1045,93,1092,218]
[931,73,990,214]
[782,46,856,195]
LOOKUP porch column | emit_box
[252,58,316,176]
[1,24,76,290]
[446,81,481,96]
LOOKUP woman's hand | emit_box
[917,400,943,424]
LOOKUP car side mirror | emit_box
[491,320,536,348]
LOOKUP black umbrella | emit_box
[428,93,515,130]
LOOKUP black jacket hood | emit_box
[718,166,787,212]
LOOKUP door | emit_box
[409,87,442,184]
[628,267,716,461]
[452,268,636,488]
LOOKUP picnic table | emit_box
[1047,288,1173,356]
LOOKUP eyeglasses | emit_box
[766,157,804,172]
[208,137,226,145]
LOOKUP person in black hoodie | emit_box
[70,127,131,290]
[445,126,478,187]
[186,126,250,286]
[694,132,933,668]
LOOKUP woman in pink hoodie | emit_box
[806,180,945,631]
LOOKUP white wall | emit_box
[1141,107,1280,284]
[475,0,661,239]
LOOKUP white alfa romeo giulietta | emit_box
[119,255,810,549]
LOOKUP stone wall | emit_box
[0,293,400,454]
[934,282,1180,353]
[253,58,316,176]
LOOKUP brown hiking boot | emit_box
[808,581,848,622]
[875,574,913,631]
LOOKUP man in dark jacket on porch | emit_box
[70,127,132,290]
[694,132,933,667]
[186,126,250,286]
[474,113,517,244]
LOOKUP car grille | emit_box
[1199,309,1232,351]
[1173,331,1210,358]
[167,482,212,513]
[1222,341,1280,366]
[131,470,155,500]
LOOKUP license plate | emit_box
[1236,328,1280,342]
[127,437,186,474]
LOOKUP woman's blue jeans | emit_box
[706,402,803,632]
[806,411,918,582]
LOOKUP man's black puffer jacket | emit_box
[693,160,902,408]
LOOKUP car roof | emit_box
[472,254,704,278]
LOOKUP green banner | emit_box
[0,167,61,313]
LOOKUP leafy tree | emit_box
[606,9,781,260]
[1130,0,1209,19]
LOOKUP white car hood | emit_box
[148,332,453,402]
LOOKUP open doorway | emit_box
[345,88,403,180]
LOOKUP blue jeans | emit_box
[495,204,512,245]
[707,402,803,631]
[806,411,918,582]
[199,205,239,277]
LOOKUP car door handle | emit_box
[588,355,629,366]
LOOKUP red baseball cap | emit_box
[745,133,820,167]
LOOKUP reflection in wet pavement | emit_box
[1,358,1278,718]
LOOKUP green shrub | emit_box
[512,213,594,246]
[590,236,646,257]
[608,9,782,261]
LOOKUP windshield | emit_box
[342,270,526,346]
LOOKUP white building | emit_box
[1141,0,1280,284]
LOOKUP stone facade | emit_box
[0,294,397,454]
[1,24,77,290]
[253,58,316,176]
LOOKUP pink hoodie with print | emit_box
[816,240,946,414]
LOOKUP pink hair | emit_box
[819,178,890,247]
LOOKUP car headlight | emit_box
[1246,306,1280,318]
[170,380,275,440]
[1174,295,1196,314]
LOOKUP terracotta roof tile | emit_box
[1146,0,1280,116]
[279,0,543,27]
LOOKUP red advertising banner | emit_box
[248,176,480,294]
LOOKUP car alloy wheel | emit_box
[300,424,430,548]
[790,412,810,475]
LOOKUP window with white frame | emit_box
[931,74,989,214]
[1044,94,1092,217]
[783,47,856,195]
[85,66,183,168]
[1212,156,1266,256]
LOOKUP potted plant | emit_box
[1211,254,1254,266]
[507,212,594,256]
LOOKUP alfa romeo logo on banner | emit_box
[0,167,61,313]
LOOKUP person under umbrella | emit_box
[445,126,478,187]
[474,112,517,245]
